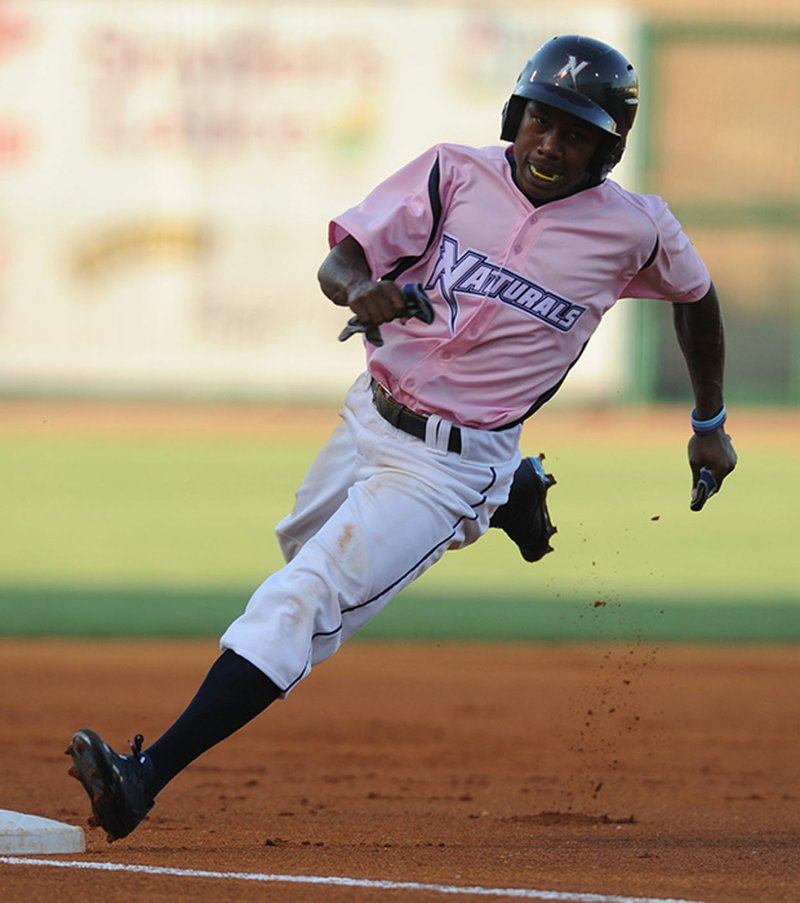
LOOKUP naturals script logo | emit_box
[426,234,586,333]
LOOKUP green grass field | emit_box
[1,405,797,641]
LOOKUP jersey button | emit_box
[441,351,453,361]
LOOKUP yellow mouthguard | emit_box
[531,167,561,182]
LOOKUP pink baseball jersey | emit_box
[330,143,710,430]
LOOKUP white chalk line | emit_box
[0,855,708,903]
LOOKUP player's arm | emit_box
[672,281,738,501]
[317,235,407,328]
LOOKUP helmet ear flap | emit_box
[604,136,626,169]
[500,96,526,143]
[588,134,626,183]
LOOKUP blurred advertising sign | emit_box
[0,1,635,400]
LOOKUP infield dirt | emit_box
[0,639,797,903]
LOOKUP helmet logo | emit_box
[554,55,590,89]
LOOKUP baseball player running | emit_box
[67,35,737,842]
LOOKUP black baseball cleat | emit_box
[66,728,155,842]
[489,453,557,562]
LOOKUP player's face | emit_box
[513,101,603,202]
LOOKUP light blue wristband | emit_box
[691,405,727,435]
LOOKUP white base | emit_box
[0,809,85,854]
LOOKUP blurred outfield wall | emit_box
[632,21,800,405]
[0,1,639,403]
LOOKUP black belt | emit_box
[371,380,462,454]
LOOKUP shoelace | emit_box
[127,733,145,757]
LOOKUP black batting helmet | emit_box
[501,35,639,182]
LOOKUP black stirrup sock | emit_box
[144,649,281,795]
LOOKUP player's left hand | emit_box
[687,428,737,511]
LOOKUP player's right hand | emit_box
[346,281,409,330]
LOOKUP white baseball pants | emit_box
[220,371,522,695]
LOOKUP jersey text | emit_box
[426,234,586,332]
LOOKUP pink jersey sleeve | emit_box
[328,145,443,280]
[620,194,710,303]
